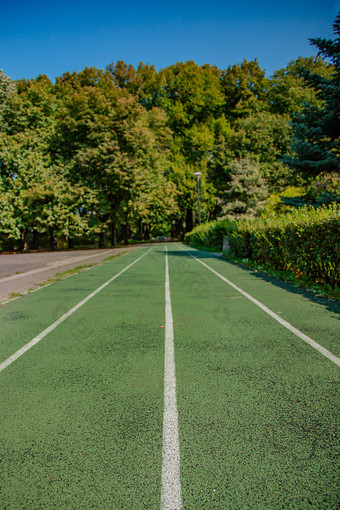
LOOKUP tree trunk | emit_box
[172,219,183,239]
[185,209,193,233]
[19,228,29,252]
[49,229,55,251]
[68,237,74,249]
[137,219,143,241]
[32,230,39,250]
[18,237,24,252]
[99,213,110,248]
[99,232,106,248]
[110,220,117,247]
[122,223,128,245]
[144,224,150,240]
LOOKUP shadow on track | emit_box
[227,259,340,318]
[163,248,340,318]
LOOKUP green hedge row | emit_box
[185,205,340,288]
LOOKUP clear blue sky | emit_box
[1,0,339,81]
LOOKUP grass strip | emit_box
[104,250,130,262]
[32,253,128,290]
[8,292,24,299]
[25,264,99,291]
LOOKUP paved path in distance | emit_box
[0,247,136,302]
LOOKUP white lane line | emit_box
[161,246,182,510]
[179,245,340,368]
[0,249,152,373]
[2,296,22,304]
[29,283,54,293]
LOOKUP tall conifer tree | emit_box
[287,14,340,177]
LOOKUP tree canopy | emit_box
[1,15,339,251]
[286,14,340,177]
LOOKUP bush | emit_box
[184,219,234,250]
[185,205,340,288]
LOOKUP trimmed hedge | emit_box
[184,220,231,250]
[185,205,340,288]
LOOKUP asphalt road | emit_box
[0,247,137,302]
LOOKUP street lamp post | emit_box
[193,172,202,225]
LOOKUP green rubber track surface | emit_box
[0,244,339,509]
[0,248,165,509]
[169,245,339,509]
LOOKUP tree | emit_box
[158,62,224,230]
[206,115,233,195]
[221,159,268,217]
[0,75,96,250]
[268,56,334,116]
[161,62,224,123]
[0,70,16,128]
[5,51,332,248]
[221,59,270,120]
[0,75,58,249]
[286,14,340,177]
[107,61,164,110]
[228,112,294,190]
[165,154,218,236]
[52,68,177,244]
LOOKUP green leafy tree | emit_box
[268,56,334,115]
[107,61,164,110]
[4,51,334,248]
[0,70,16,128]
[159,62,224,230]
[0,75,95,250]
[52,68,177,244]
[0,75,57,249]
[161,62,224,129]
[221,59,270,119]
[228,112,294,190]
[206,115,233,196]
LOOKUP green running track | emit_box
[0,245,339,509]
